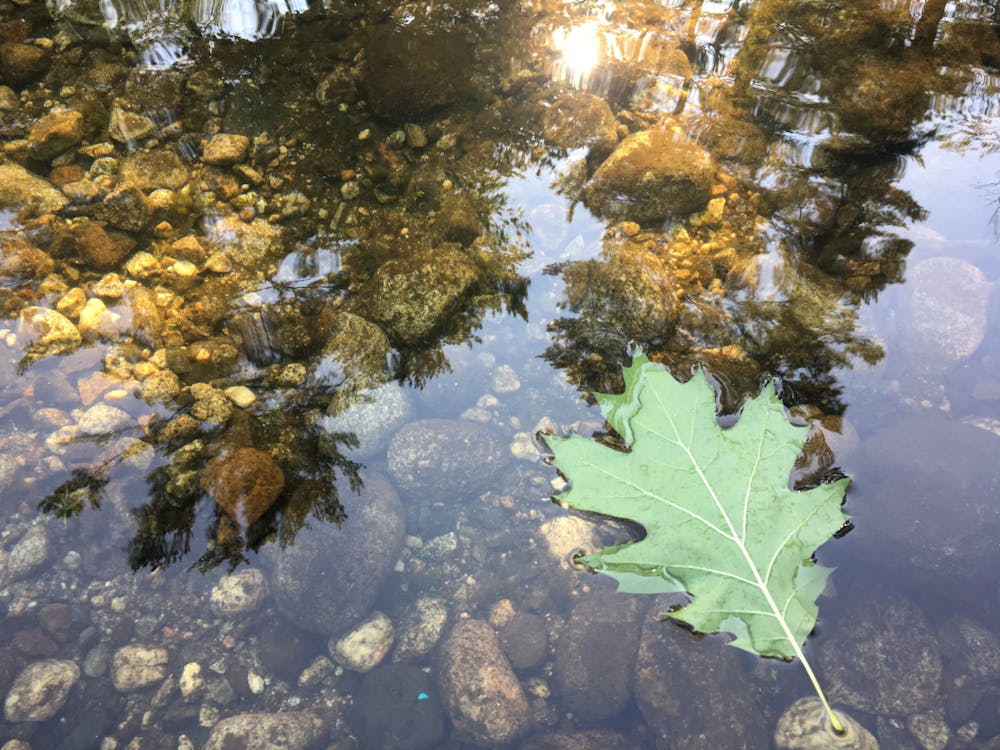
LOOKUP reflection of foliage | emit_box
[38,468,109,520]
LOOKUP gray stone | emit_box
[83,641,112,678]
[274,472,405,636]
[322,381,414,459]
[4,659,80,722]
[850,417,1000,592]
[387,418,510,500]
[585,127,715,223]
[2,524,50,585]
[438,620,531,746]
[634,596,769,749]
[202,711,323,750]
[209,568,268,616]
[0,164,68,217]
[392,596,449,662]
[111,644,169,691]
[360,245,479,343]
[499,612,548,671]
[818,588,941,716]
[77,403,131,436]
[898,256,990,372]
[554,593,641,722]
[330,611,394,672]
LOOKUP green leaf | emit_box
[545,350,850,660]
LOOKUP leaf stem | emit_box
[788,640,845,735]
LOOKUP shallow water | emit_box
[1,0,999,747]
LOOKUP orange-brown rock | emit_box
[201,448,285,528]
[73,221,131,269]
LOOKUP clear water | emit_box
[1,0,999,747]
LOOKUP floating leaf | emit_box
[545,350,850,727]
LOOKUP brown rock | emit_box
[73,221,130,269]
[202,134,250,166]
[201,448,285,528]
[0,163,68,217]
[119,148,190,191]
[50,165,85,186]
[0,42,51,87]
[94,186,152,232]
[29,110,85,162]
[0,234,55,285]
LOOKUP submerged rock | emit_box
[541,91,619,158]
[18,306,81,361]
[210,567,269,616]
[897,256,990,372]
[634,597,769,749]
[0,41,51,86]
[850,417,1000,592]
[387,418,510,500]
[111,644,169,691]
[438,619,531,746]
[331,611,394,673]
[519,730,635,750]
[585,127,715,223]
[0,235,55,286]
[351,664,446,750]
[202,711,324,750]
[274,472,405,636]
[0,163,68,217]
[3,659,79,722]
[322,381,414,460]
[28,109,85,161]
[554,593,642,722]
[360,245,479,343]
[818,588,941,716]
[392,596,450,662]
[774,697,879,750]
[201,448,285,528]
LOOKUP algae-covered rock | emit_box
[585,127,715,223]
[360,245,479,343]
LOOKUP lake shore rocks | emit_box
[3,659,79,722]
[274,472,404,636]
[388,418,510,500]
[438,619,532,746]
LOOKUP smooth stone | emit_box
[554,594,641,721]
[322,381,414,459]
[202,711,323,750]
[1,524,50,585]
[224,385,256,408]
[330,611,394,673]
[387,418,510,500]
[634,597,769,749]
[18,306,80,359]
[274,472,405,636]
[818,588,941,716]
[498,612,548,671]
[774,697,879,749]
[897,256,990,372]
[438,620,531,746]
[77,403,131,436]
[209,568,268,616]
[28,110,85,161]
[111,644,169,691]
[351,664,445,750]
[3,659,79,722]
[202,133,250,166]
